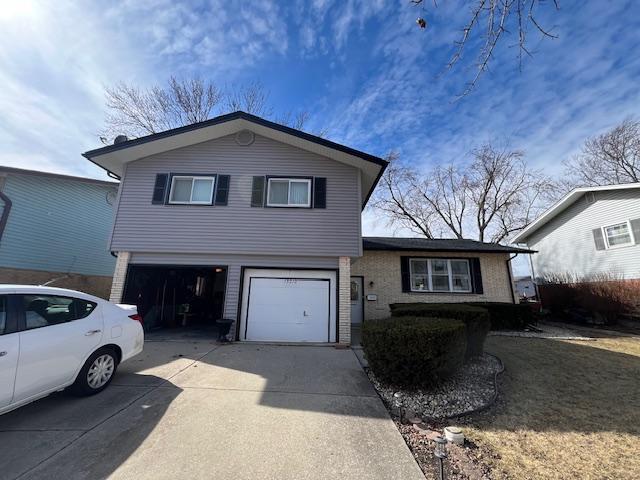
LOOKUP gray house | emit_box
[511,183,640,281]
[84,111,526,344]
[0,166,117,298]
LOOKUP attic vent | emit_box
[585,192,596,204]
[113,134,128,144]
[235,130,255,146]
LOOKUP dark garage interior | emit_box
[122,265,227,332]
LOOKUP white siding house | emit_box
[511,184,640,281]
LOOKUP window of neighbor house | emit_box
[409,258,472,293]
[602,221,634,248]
[267,178,311,207]
[169,176,215,204]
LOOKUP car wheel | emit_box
[70,347,119,396]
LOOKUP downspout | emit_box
[0,191,13,243]
[506,253,518,304]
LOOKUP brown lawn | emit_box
[463,334,640,480]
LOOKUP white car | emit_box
[0,285,144,415]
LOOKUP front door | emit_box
[350,277,363,324]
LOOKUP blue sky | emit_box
[1,0,639,247]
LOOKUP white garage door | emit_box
[240,269,336,342]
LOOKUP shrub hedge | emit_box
[389,303,490,359]
[362,317,467,388]
[391,302,533,331]
[467,302,533,330]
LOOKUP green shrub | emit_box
[362,317,466,388]
[391,302,533,331]
[389,303,490,359]
[468,302,533,330]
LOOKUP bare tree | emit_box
[563,117,640,188]
[223,81,272,118]
[371,143,557,243]
[412,0,560,95]
[101,78,311,143]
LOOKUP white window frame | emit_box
[266,178,312,208]
[602,220,634,249]
[168,176,216,205]
[409,258,473,293]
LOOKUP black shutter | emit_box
[152,174,168,204]
[592,228,606,250]
[214,175,230,206]
[630,219,640,245]
[313,177,326,208]
[251,176,265,207]
[470,258,484,294]
[400,256,411,292]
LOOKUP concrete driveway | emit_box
[0,337,424,480]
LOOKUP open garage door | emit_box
[123,265,227,332]
[240,269,336,342]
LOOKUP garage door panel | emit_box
[244,276,332,342]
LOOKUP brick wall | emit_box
[0,267,113,299]
[109,251,130,303]
[351,250,516,320]
[338,256,351,344]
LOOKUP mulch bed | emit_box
[363,353,505,479]
[366,354,503,420]
[396,421,498,480]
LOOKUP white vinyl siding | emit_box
[169,176,215,204]
[267,178,311,207]
[409,258,472,293]
[526,189,640,279]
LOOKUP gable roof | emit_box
[510,182,640,244]
[82,111,387,208]
[0,165,118,186]
[363,237,534,254]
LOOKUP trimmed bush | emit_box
[362,317,467,388]
[389,303,490,359]
[390,301,533,331]
[468,302,533,330]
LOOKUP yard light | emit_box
[434,435,447,480]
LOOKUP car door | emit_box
[12,294,104,403]
[0,295,19,409]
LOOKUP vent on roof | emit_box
[114,135,128,145]
[235,130,255,146]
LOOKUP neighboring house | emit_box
[511,183,640,281]
[514,275,537,300]
[83,111,526,344]
[350,237,530,322]
[0,166,117,298]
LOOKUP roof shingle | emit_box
[363,237,535,254]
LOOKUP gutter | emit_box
[506,253,518,304]
[0,190,12,242]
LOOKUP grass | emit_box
[462,334,640,480]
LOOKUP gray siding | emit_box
[527,189,640,280]
[0,171,117,276]
[129,252,339,321]
[111,134,362,257]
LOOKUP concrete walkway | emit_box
[0,339,424,480]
